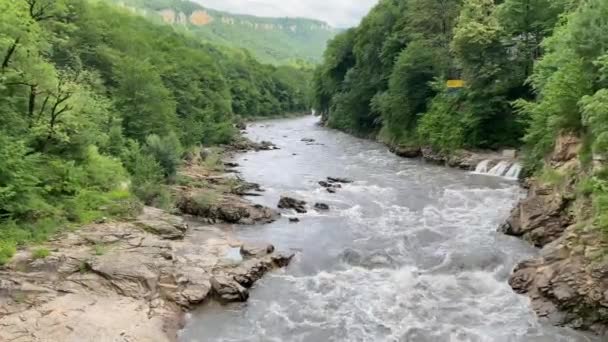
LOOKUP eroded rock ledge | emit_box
[500,133,608,335]
[0,207,294,342]
[388,144,517,171]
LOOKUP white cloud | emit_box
[193,0,378,27]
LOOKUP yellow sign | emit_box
[447,80,465,88]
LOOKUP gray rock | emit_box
[314,203,330,211]
[135,207,188,240]
[240,243,275,258]
[327,177,353,184]
[278,196,307,213]
[211,276,249,302]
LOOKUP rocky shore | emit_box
[387,144,517,171]
[388,136,608,335]
[0,136,294,342]
[500,134,608,335]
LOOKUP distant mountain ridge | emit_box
[110,0,339,64]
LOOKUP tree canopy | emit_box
[0,0,312,263]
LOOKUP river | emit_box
[179,116,597,342]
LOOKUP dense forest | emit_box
[0,0,311,263]
[107,0,339,65]
[313,0,608,230]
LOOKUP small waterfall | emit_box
[488,161,510,177]
[474,159,491,173]
[473,160,520,179]
[505,162,522,179]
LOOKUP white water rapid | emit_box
[179,116,596,342]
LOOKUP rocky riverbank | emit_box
[0,138,294,342]
[388,144,518,171]
[500,134,608,335]
[387,135,608,335]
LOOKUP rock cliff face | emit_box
[110,0,338,64]
[501,133,608,335]
[155,8,333,31]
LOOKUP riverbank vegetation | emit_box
[0,0,311,264]
[313,0,608,232]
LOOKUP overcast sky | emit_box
[194,0,379,27]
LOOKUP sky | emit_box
[194,0,379,28]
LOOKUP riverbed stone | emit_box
[240,243,275,258]
[278,196,307,213]
[327,177,353,184]
[314,203,330,211]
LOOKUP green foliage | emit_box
[193,190,221,211]
[105,0,338,65]
[417,91,466,151]
[94,244,107,256]
[32,247,50,259]
[312,0,562,151]
[145,134,183,179]
[0,242,17,265]
[0,0,311,264]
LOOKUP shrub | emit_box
[0,241,16,265]
[193,190,220,211]
[32,247,50,259]
[145,133,183,179]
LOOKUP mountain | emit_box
[109,0,339,64]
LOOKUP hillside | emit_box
[0,0,311,264]
[110,0,339,64]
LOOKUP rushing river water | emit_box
[180,116,597,342]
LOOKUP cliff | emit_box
[111,0,339,64]
[500,133,608,334]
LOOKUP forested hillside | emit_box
[0,0,311,263]
[107,0,339,65]
[313,0,570,150]
[313,0,608,242]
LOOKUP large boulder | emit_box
[211,276,249,302]
[389,145,421,158]
[240,243,275,258]
[499,188,572,247]
[508,230,608,333]
[178,194,278,225]
[135,207,188,240]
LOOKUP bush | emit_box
[32,247,50,259]
[417,93,466,152]
[0,241,16,265]
[193,190,221,211]
[145,133,183,179]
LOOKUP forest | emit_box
[313,0,608,230]
[0,0,311,263]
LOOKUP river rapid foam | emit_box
[179,116,597,342]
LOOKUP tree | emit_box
[113,57,177,141]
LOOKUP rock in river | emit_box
[327,177,353,184]
[278,196,307,213]
[314,203,330,211]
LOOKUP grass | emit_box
[0,241,17,266]
[202,149,224,172]
[193,190,221,211]
[0,189,143,266]
[94,244,106,256]
[539,167,566,187]
[32,247,50,259]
